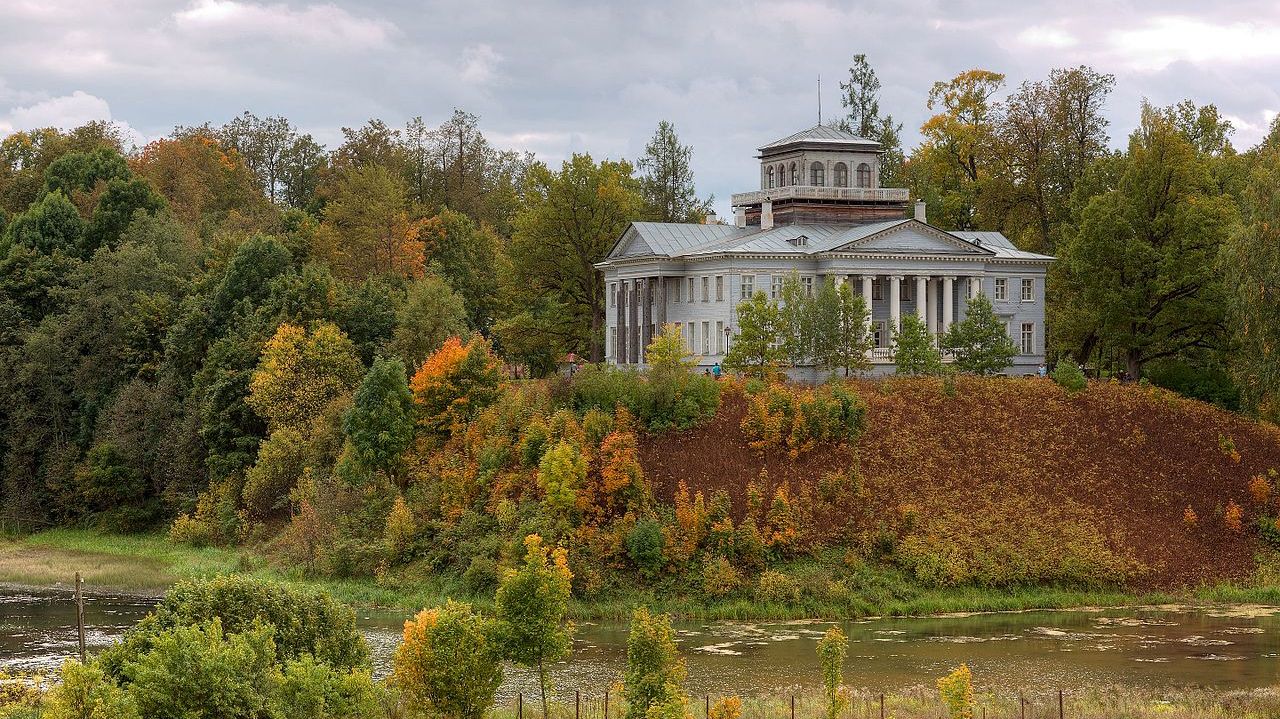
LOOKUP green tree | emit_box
[944,293,1017,375]
[817,627,848,719]
[912,69,1006,229]
[724,291,784,378]
[836,54,905,186]
[247,321,364,431]
[421,208,504,331]
[893,314,944,376]
[82,177,166,256]
[495,534,575,719]
[390,600,503,719]
[623,607,687,719]
[1222,126,1280,420]
[388,273,468,370]
[638,121,711,223]
[343,356,415,477]
[314,164,425,281]
[813,281,872,376]
[777,273,813,366]
[273,655,381,719]
[1055,103,1235,378]
[537,441,584,535]
[42,146,130,198]
[507,154,643,361]
[5,189,84,254]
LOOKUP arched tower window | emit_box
[810,161,825,186]
[789,162,797,186]
[767,166,775,189]
[857,162,872,188]
[834,162,849,187]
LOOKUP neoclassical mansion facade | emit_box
[597,126,1054,375]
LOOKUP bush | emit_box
[741,383,867,455]
[1052,357,1087,393]
[700,556,741,598]
[626,519,666,575]
[623,607,686,719]
[168,513,217,547]
[274,655,381,719]
[462,556,499,594]
[755,570,799,604]
[99,576,368,678]
[937,664,975,719]
[570,365,719,432]
[43,661,137,719]
[390,601,503,719]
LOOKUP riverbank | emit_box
[5,529,1280,620]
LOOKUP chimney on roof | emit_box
[761,198,774,230]
[703,211,718,225]
[734,207,747,228]
[914,200,927,223]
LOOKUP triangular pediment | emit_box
[830,221,993,256]
[609,225,657,259]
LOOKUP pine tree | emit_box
[638,121,711,223]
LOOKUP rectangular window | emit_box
[672,280,681,303]
[687,277,695,301]
[699,277,707,302]
[715,321,724,354]
[741,275,754,300]
[801,276,813,297]
[686,322,695,353]
[715,276,724,302]
[902,281,913,302]
[701,321,710,354]
[874,321,886,348]
[1021,322,1035,354]
[1021,278,1034,302]
[872,279,883,301]
[994,278,1008,301]
[609,282,616,308]
[771,276,783,299]
[607,326,613,358]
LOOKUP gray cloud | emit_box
[2,0,1277,217]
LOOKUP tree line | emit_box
[1,55,1279,531]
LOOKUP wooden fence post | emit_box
[790,695,795,719]
[604,691,609,719]
[576,690,580,719]
[1020,694,1026,719]
[705,695,710,719]
[75,572,85,663]
[518,692,523,719]
[1059,689,1064,719]
[879,693,885,719]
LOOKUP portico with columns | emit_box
[596,125,1053,376]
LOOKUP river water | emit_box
[2,588,1278,699]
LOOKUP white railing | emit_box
[731,186,910,206]
[868,347,956,364]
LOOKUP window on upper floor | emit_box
[789,163,797,185]
[741,275,754,300]
[701,276,709,302]
[872,278,883,301]
[771,275,783,299]
[801,276,814,297]
[1021,278,1034,302]
[715,275,724,302]
[767,166,775,189]
[687,277,695,300]
[834,162,849,187]
[609,282,616,308]
[902,280,914,302]
[994,278,1008,301]
[672,280,681,303]
[810,162,825,186]
[778,164,787,187]
[857,162,872,188]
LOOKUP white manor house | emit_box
[597,125,1054,375]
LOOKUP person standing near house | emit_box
[1037,363,1047,378]
[712,363,722,379]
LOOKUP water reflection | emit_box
[1,590,1277,699]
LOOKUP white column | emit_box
[943,275,955,330]
[889,275,902,338]
[861,274,875,344]
[926,278,938,336]
[915,275,928,323]
[969,276,982,300]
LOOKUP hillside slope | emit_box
[640,377,1280,590]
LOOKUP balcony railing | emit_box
[731,186,910,206]
[869,347,956,364]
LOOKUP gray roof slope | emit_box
[609,222,1053,263]
[759,125,879,150]
[950,231,1056,260]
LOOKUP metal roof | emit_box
[759,124,879,151]
[606,222,1054,263]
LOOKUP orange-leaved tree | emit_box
[410,336,503,439]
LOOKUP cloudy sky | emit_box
[3,0,1279,216]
